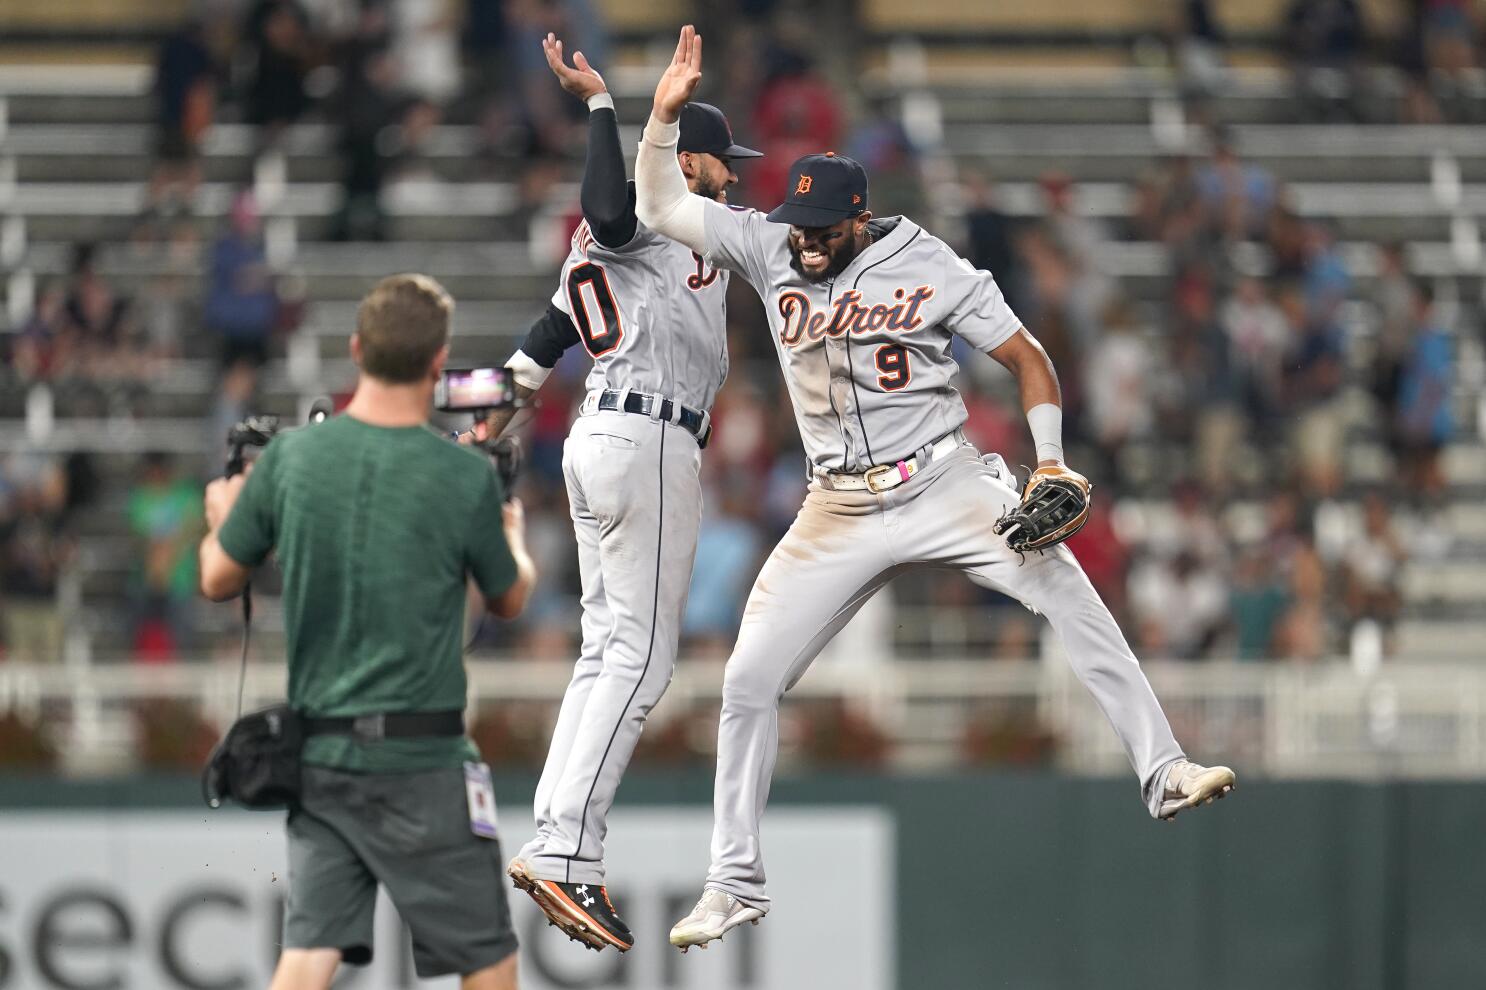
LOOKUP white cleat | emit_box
[669,888,765,950]
[1158,760,1236,820]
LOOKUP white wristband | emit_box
[1027,402,1064,464]
[506,349,551,392]
[643,115,680,148]
[586,92,615,112]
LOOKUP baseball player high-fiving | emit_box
[636,26,1236,951]
[490,33,761,953]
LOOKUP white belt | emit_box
[822,430,965,494]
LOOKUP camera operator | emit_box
[198,273,535,990]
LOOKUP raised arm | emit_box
[542,32,636,247]
[634,25,707,253]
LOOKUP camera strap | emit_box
[235,581,252,719]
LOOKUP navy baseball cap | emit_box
[678,102,763,160]
[766,152,869,227]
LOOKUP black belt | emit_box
[302,710,464,742]
[596,389,711,449]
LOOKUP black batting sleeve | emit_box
[520,302,582,368]
[582,107,639,248]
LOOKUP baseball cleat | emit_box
[1158,760,1236,820]
[508,858,634,952]
[670,887,765,951]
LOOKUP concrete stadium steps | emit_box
[924,81,1411,127]
[13,152,256,185]
[2,179,543,230]
[19,129,1486,188]
[2,90,152,124]
[5,177,1479,245]
[0,367,335,419]
[861,0,1415,42]
[0,412,301,457]
[941,124,1486,183]
[0,69,657,127]
[3,123,548,183]
[930,90,1324,127]
[861,60,1434,117]
[1395,620,1486,660]
[13,211,537,248]
[16,119,1486,184]
[944,179,1486,242]
[1402,560,1486,606]
[9,149,523,185]
[10,243,555,309]
[948,152,1465,186]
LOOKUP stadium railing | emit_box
[0,656,1481,779]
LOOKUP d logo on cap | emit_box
[795,175,813,195]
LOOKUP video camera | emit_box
[434,367,518,413]
[225,415,280,478]
[435,367,524,501]
[224,400,332,478]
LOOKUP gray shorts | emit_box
[284,764,518,978]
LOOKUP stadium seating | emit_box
[1,49,1482,663]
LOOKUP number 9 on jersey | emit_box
[875,344,910,391]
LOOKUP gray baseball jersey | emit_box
[702,210,1020,472]
[553,218,730,411]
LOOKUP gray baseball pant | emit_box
[519,410,702,885]
[706,444,1185,909]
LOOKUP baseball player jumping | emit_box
[635,27,1236,951]
[487,33,761,952]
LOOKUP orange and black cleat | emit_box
[508,859,634,952]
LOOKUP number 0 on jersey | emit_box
[567,261,625,357]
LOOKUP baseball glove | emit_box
[993,464,1092,553]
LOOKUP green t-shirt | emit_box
[217,414,517,772]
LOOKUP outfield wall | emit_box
[0,773,1482,990]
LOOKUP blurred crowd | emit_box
[0,0,1478,667]
[510,123,1461,666]
[1177,0,1486,124]
[145,0,615,240]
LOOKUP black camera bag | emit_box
[202,704,303,810]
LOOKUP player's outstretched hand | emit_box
[652,24,702,124]
[542,32,607,100]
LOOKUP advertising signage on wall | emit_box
[0,808,893,990]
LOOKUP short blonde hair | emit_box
[355,273,454,383]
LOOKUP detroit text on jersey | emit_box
[776,285,936,347]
